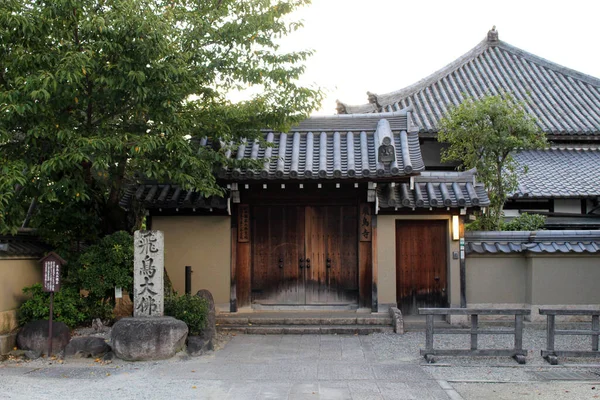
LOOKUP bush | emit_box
[164,294,208,336]
[73,231,134,320]
[18,283,86,329]
[502,213,546,231]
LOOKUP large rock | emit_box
[65,336,111,358]
[111,317,188,361]
[17,320,70,356]
[188,289,216,356]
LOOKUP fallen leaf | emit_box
[192,386,197,389]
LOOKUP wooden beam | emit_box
[230,207,238,312]
[371,214,378,312]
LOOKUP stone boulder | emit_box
[65,336,111,358]
[111,317,188,361]
[17,320,70,356]
[187,289,216,356]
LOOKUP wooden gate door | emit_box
[305,206,358,305]
[395,220,448,315]
[251,205,358,306]
[251,206,305,304]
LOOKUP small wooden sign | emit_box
[40,252,66,293]
[359,203,372,242]
[238,204,250,242]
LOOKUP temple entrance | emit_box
[251,205,358,306]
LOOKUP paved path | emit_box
[2,332,600,399]
[0,334,455,400]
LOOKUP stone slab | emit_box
[133,230,164,317]
[0,332,17,355]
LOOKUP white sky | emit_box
[272,0,600,115]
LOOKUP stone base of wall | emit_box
[0,332,17,355]
[0,310,18,334]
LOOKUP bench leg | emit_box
[544,355,558,365]
[514,354,527,365]
[425,354,436,364]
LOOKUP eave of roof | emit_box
[0,234,50,258]
[338,29,600,137]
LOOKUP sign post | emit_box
[40,252,66,357]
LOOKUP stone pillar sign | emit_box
[134,230,164,317]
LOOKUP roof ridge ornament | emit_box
[367,91,380,108]
[487,26,498,43]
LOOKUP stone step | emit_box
[218,325,394,335]
[216,316,392,327]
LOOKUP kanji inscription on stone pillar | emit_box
[134,230,164,317]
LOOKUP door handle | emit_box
[434,276,440,281]
[326,257,331,268]
[279,257,284,269]
[299,258,305,269]
[306,258,311,268]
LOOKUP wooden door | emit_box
[251,206,305,304]
[395,220,448,315]
[305,206,358,305]
[251,205,358,306]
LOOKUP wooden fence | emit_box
[540,309,600,365]
[419,308,530,364]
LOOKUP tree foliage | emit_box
[0,0,322,240]
[438,94,546,230]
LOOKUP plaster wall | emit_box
[377,214,460,311]
[152,216,231,308]
[0,258,42,334]
[554,199,582,214]
[466,256,527,304]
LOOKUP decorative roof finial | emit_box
[367,91,380,108]
[335,99,347,114]
[487,26,498,42]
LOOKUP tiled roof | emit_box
[338,29,600,137]
[218,110,424,180]
[0,234,50,258]
[119,185,228,211]
[466,230,600,254]
[512,148,600,198]
[377,170,489,209]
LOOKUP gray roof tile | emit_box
[338,31,600,137]
[120,185,228,211]
[465,230,600,254]
[221,110,424,180]
[512,148,600,198]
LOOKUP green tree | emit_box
[438,94,546,230]
[0,0,322,241]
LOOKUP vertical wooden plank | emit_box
[514,314,524,351]
[592,315,599,352]
[470,314,478,350]
[358,241,372,308]
[230,207,238,312]
[371,214,378,312]
[236,204,251,307]
[547,314,555,351]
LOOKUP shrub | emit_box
[73,231,134,320]
[502,213,546,231]
[18,283,86,328]
[164,294,209,336]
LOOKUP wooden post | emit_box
[371,214,378,312]
[47,292,54,357]
[515,314,524,351]
[425,314,434,352]
[185,266,192,295]
[547,314,555,351]
[470,314,478,350]
[592,315,599,352]
[230,206,238,312]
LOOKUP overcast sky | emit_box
[273,0,600,115]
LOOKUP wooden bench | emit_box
[419,308,530,364]
[539,309,600,365]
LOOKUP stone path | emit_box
[2,332,600,399]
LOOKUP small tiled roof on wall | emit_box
[377,169,490,209]
[0,234,50,258]
[120,185,228,211]
[512,148,600,198]
[218,109,424,180]
[465,230,600,254]
[337,28,600,137]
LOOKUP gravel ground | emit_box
[1,324,600,400]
